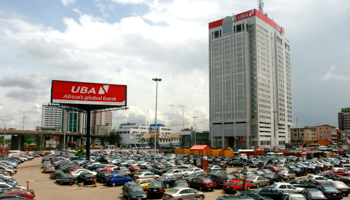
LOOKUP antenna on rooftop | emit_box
[258,0,264,13]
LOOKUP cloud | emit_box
[322,65,350,82]
[61,0,76,6]
[110,0,147,4]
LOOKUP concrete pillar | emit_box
[59,136,64,150]
[11,135,25,151]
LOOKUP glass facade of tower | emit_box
[209,9,292,149]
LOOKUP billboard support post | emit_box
[86,106,91,161]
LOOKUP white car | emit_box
[70,169,97,178]
[133,172,160,179]
[272,182,304,192]
[184,168,204,176]
[163,169,186,179]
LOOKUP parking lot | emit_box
[12,156,350,200]
[13,157,228,200]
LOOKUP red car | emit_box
[264,166,282,173]
[129,165,141,173]
[99,167,114,173]
[68,167,82,172]
[4,191,34,199]
[188,177,217,191]
[223,180,252,193]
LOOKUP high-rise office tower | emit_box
[209,8,292,149]
[338,108,350,131]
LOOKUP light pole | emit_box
[0,119,6,158]
[18,110,30,130]
[152,78,162,164]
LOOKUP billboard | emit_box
[51,80,127,106]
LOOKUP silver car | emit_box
[184,168,204,176]
[245,175,270,188]
[278,170,296,180]
[163,169,187,179]
[163,187,205,200]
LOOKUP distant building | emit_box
[312,124,337,144]
[290,127,316,146]
[41,104,62,131]
[338,107,350,131]
[117,123,174,148]
[179,129,209,149]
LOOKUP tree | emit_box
[147,136,159,148]
[107,130,121,146]
[75,148,86,156]
[26,138,34,144]
[138,137,145,147]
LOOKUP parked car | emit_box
[96,171,112,183]
[283,193,307,200]
[184,168,204,176]
[133,172,159,180]
[208,174,229,189]
[43,165,55,173]
[278,170,296,180]
[76,173,96,186]
[157,176,178,188]
[50,170,64,179]
[174,180,189,188]
[163,187,205,200]
[236,191,274,200]
[55,173,75,185]
[325,181,350,196]
[3,190,34,199]
[162,169,186,179]
[263,173,284,184]
[0,187,35,198]
[146,181,165,198]
[105,174,132,186]
[223,180,252,194]
[188,177,217,191]
[301,188,327,200]
[257,187,286,200]
[134,178,155,190]
[245,176,270,188]
[122,182,147,200]
[315,184,343,200]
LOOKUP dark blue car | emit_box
[106,174,132,186]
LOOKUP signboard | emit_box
[51,80,127,106]
[342,108,350,112]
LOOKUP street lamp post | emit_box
[0,119,6,159]
[18,110,29,130]
[152,78,162,164]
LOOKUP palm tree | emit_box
[138,137,145,147]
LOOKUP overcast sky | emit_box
[0,0,349,133]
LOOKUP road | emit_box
[12,157,350,200]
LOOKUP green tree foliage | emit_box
[25,138,34,144]
[75,148,86,156]
[107,130,121,145]
[147,137,159,148]
[138,137,145,146]
[35,145,46,151]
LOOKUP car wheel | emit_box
[256,184,260,188]
[166,183,169,188]
[199,195,204,200]
[112,182,116,187]
[199,186,203,191]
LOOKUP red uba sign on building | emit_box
[51,80,127,106]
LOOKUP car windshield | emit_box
[150,182,162,187]
[167,169,176,173]
[323,186,338,192]
[167,188,179,194]
[185,169,194,172]
[62,174,73,178]
[334,182,347,187]
[290,196,306,200]
[130,185,144,192]
[246,177,256,180]
[202,179,212,183]
[310,190,325,197]
[227,174,236,179]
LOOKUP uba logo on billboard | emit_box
[51,80,127,106]
[236,9,255,21]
